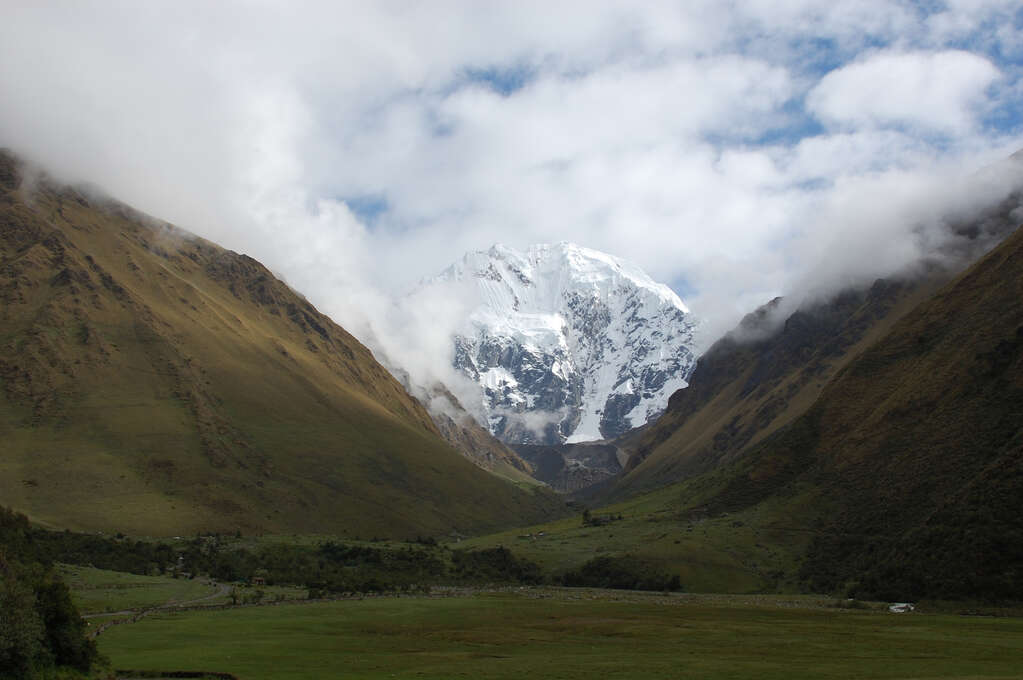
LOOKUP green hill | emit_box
[0,150,563,537]
[663,222,1023,600]
[791,223,1023,599]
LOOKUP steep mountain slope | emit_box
[616,178,1023,501]
[411,381,540,485]
[614,275,946,498]
[362,349,540,484]
[0,150,563,537]
[608,210,1023,600]
[426,243,699,445]
[787,224,1023,599]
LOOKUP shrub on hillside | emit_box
[450,547,543,584]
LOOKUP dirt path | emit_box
[85,582,233,638]
[177,582,231,606]
[84,582,231,619]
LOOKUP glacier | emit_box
[425,242,700,445]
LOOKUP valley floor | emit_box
[97,588,1023,680]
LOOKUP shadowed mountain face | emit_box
[614,276,945,498]
[0,150,564,537]
[793,225,1023,600]
[513,441,627,494]
[608,183,1023,599]
[617,175,1023,500]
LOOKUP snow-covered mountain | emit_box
[424,242,699,445]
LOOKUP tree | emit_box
[0,553,98,679]
[0,561,46,679]
[33,571,96,671]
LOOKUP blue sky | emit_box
[2,1,1023,364]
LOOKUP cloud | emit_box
[807,50,1001,134]
[0,1,1021,398]
[782,153,1023,314]
[365,277,488,421]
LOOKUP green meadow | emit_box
[99,590,1023,680]
[456,475,821,593]
[59,564,223,615]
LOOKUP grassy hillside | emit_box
[591,224,1023,600]
[0,150,564,537]
[789,224,1023,599]
[459,479,816,593]
[642,225,1023,600]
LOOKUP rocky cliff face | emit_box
[425,243,699,445]
[513,442,628,494]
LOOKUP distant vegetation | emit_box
[450,546,544,585]
[0,508,679,600]
[563,555,681,592]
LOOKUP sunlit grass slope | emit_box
[0,150,564,536]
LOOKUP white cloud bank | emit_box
[1,1,1022,380]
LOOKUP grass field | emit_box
[456,476,820,593]
[60,564,220,614]
[99,590,1023,680]
[60,564,307,615]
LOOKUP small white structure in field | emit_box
[888,602,915,613]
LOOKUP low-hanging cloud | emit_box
[493,406,575,443]
[785,155,1023,314]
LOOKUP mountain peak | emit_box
[458,241,688,311]
[428,243,699,445]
